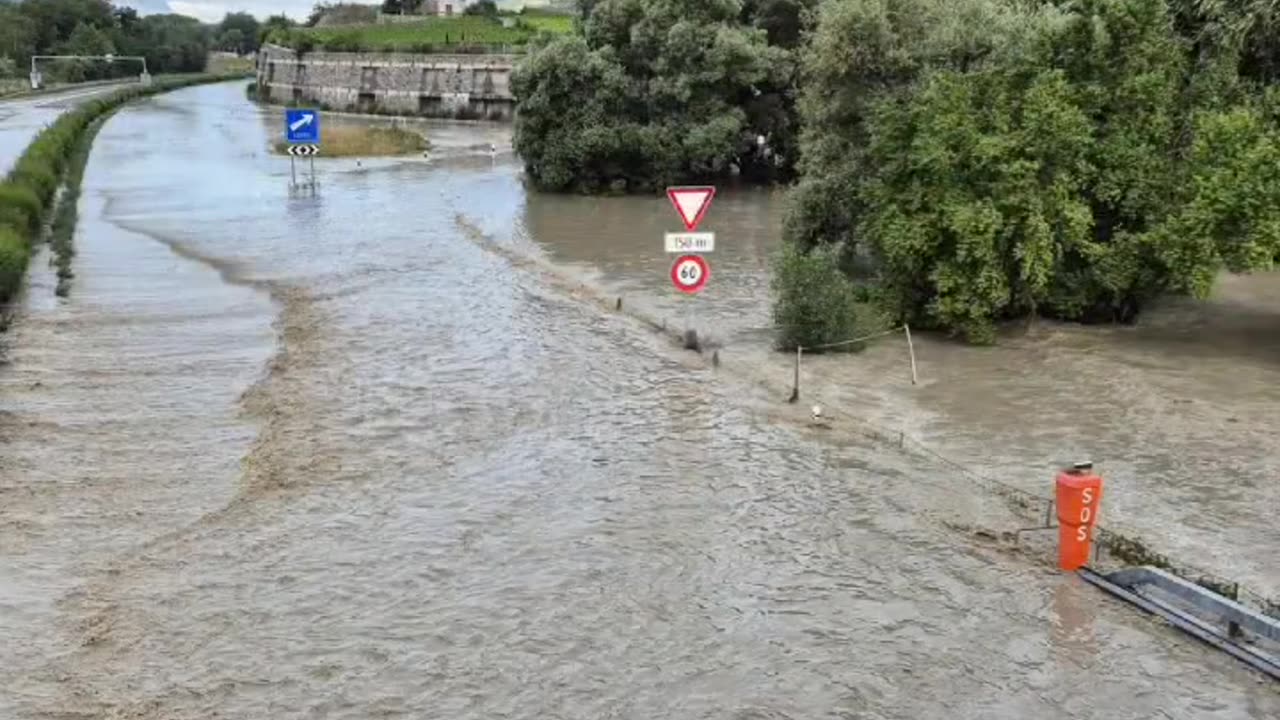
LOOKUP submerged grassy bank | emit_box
[48,112,110,297]
[272,125,428,157]
[0,73,248,307]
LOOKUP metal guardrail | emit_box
[1079,565,1280,681]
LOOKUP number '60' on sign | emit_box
[671,255,710,294]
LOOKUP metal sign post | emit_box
[284,109,321,195]
[29,54,149,89]
[664,187,716,349]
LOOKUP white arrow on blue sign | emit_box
[285,109,320,144]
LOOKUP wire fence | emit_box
[789,326,1280,620]
[453,211,1280,619]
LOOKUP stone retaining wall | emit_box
[256,44,517,120]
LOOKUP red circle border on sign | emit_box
[670,254,710,294]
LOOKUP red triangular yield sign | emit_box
[666,186,716,231]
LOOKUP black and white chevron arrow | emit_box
[287,144,319,156]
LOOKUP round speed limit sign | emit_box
[671,254,710,294]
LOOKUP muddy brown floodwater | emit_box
[1,81,1276,719]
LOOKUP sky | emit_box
[118,0,359,23]
[116,0,535,23]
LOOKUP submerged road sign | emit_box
[666,186,715,231]
[665,232,715,253]
[287,145,319,157]
[285,109,320,144]
[671,254,710,294]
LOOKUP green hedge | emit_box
[0,73,248,304]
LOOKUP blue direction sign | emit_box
[285,108,320,144]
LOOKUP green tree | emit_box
[771,243,876,351]
[1153,107,1280,295]
[740,0,816,50]
[130,14,210,74]
[779,0,1280,344]
[56,21,115,81]
[464,0,499,17]
[58,20,114,55]
[216,11,260,53]
[18,0,115,52]
[513,0,797,193]
[1169,0,1280,83]
[785,0,1045,253]
[260,14,295,45]
[217,28,246,54]
[0,5,38,67]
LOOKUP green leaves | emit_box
[513,0,800,193]
[781,0,1280,342]
[771,243,878,350]
[1155,107,1280,293]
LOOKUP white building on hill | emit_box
[420,0,476,16]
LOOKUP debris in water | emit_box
[809,404,832,429]
[683,329,700,351]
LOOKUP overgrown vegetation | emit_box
[0,74,246,305]
[265,11,571,53]
[271,125,428,157]
[0,0,215,82]
[305,2,379,28]
[778,0,1280,345]
[771,244,881,351]
[48,111,110,297]
[512,0,814,193]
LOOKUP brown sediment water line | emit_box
[452,212,1280,618]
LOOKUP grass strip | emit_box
[48,111,112,297]
[0,72,249,306]
[272,125,428,157]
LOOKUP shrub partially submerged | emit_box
[772,244,883,351]
[781,0,1280,342]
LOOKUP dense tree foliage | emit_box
[260,14,297,46]
[781,0,1280,344]
[772,243,872,350]
[512,0,807,193]
[0,0,215,79]
[214,12,259,55]
[464,0,500,17]
[307,2,378,28]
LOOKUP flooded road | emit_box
[1,81,1276,718]
[520,190,1280,601]
[0,82,135,176]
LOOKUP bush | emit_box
[512,0,799,193]
[0,183,44,233]
[10,162,61,206]
[0,226,30,302]
[781,0,1280,342]
[771,244,878,351]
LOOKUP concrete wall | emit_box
[256,44,517,121]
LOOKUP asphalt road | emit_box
[0,81,136,177]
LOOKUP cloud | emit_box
[116,0,177,14]
[130,0,381,22]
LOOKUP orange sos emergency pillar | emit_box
[1056,462,1103,571]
